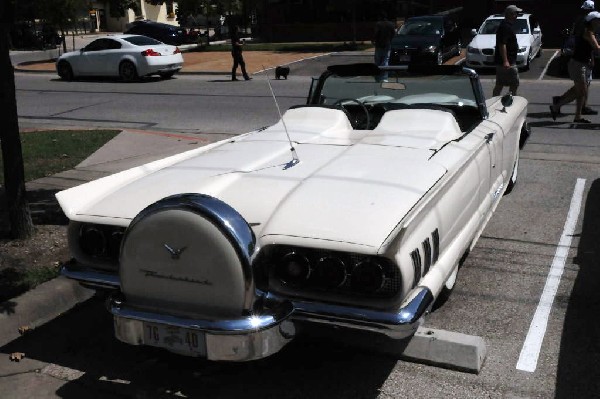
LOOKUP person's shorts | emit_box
[568,58,592,84]
[495,65,519,87]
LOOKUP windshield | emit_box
[319,71,478,109]
[397,19,443,36]
[479,18,529,35]
[123,35,163,46]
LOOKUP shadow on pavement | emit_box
[555,178,600,398]
[1,297,398,398]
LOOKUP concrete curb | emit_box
[14,65,228,76]
[0,277,94,348]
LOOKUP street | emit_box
[3,51,600,398]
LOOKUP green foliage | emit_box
[0,266,61,303]
[0,130,120,182]
[108,0,140,18]
[35,0,87,30]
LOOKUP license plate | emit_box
[399,55,411,62]
[143,322,206,356]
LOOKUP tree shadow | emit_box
[1,298,398,398]
[555,178,600,398]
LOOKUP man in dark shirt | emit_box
[230,25,250,81]
[493,5,521,96]
[373,12,396,81]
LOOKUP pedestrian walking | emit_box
[230,25,250,81]
[373,12,396,81]
[492,4,522,97]
[550,11,600,123]
[552,0,597,116]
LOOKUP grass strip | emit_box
[0,129,120,182]
[0,265,61,303]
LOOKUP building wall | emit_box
[90,1,180,33]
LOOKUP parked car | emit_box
[466,13,542,71]
[58,63,529,361]
[124,20,199,46]
[10,21,62,50]
[390,15,462,66]
[55,34,184,82]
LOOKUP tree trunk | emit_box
[0,17,34,238]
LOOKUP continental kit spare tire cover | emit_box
[119,194,256,319]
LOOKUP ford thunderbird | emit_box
[58,63,529,361]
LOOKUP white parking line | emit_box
[516,178,586,372]
[538,50,560,81]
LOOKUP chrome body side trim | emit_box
[267,287,433,339]
[61,265,120,290]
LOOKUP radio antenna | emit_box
[262,66,299,169]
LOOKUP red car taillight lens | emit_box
[173,47,181,54]
[141,49,161,56]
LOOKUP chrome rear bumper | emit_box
[108,288,432,361]
[63,265,433,361]
[111,297,295,362]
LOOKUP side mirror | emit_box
[470,28,477,37]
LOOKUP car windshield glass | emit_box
[480,19,529,34]
[397,20,442,36]
[319,70,478,109]
[123,35,163,46]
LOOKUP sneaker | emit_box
[232,77,239,81]
[244,76,252,80]
[552,96,562,114]
[582,106,598,115]
[549,105,559,121]
[573,118,592,123]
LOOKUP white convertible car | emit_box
[58,64,529,361]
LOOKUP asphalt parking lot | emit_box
[3,47,600,398]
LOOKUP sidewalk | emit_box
[14,50,329,75]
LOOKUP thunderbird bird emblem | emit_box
[164,244,187,260]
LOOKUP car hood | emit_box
[57,108,449,250]
[468,34,532,49]
[391,35,440,49]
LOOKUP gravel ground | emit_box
[0,188,70,303]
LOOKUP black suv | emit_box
[390,15,462,66]
[124,20,198,46]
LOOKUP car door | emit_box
[76,39,107,75]
[529,15,542,56]
[100,38,124,76]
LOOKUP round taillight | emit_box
[107,231,124,259]
[351,260,385,293]
[79,226,106,257]
[315,256,347,288]
[276,252,311,287]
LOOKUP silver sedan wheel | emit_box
[119,61,138,82]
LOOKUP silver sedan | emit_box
[56,34,184,82]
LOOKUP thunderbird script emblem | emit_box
[164,244,187,260]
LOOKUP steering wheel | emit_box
[333,98,371,130]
